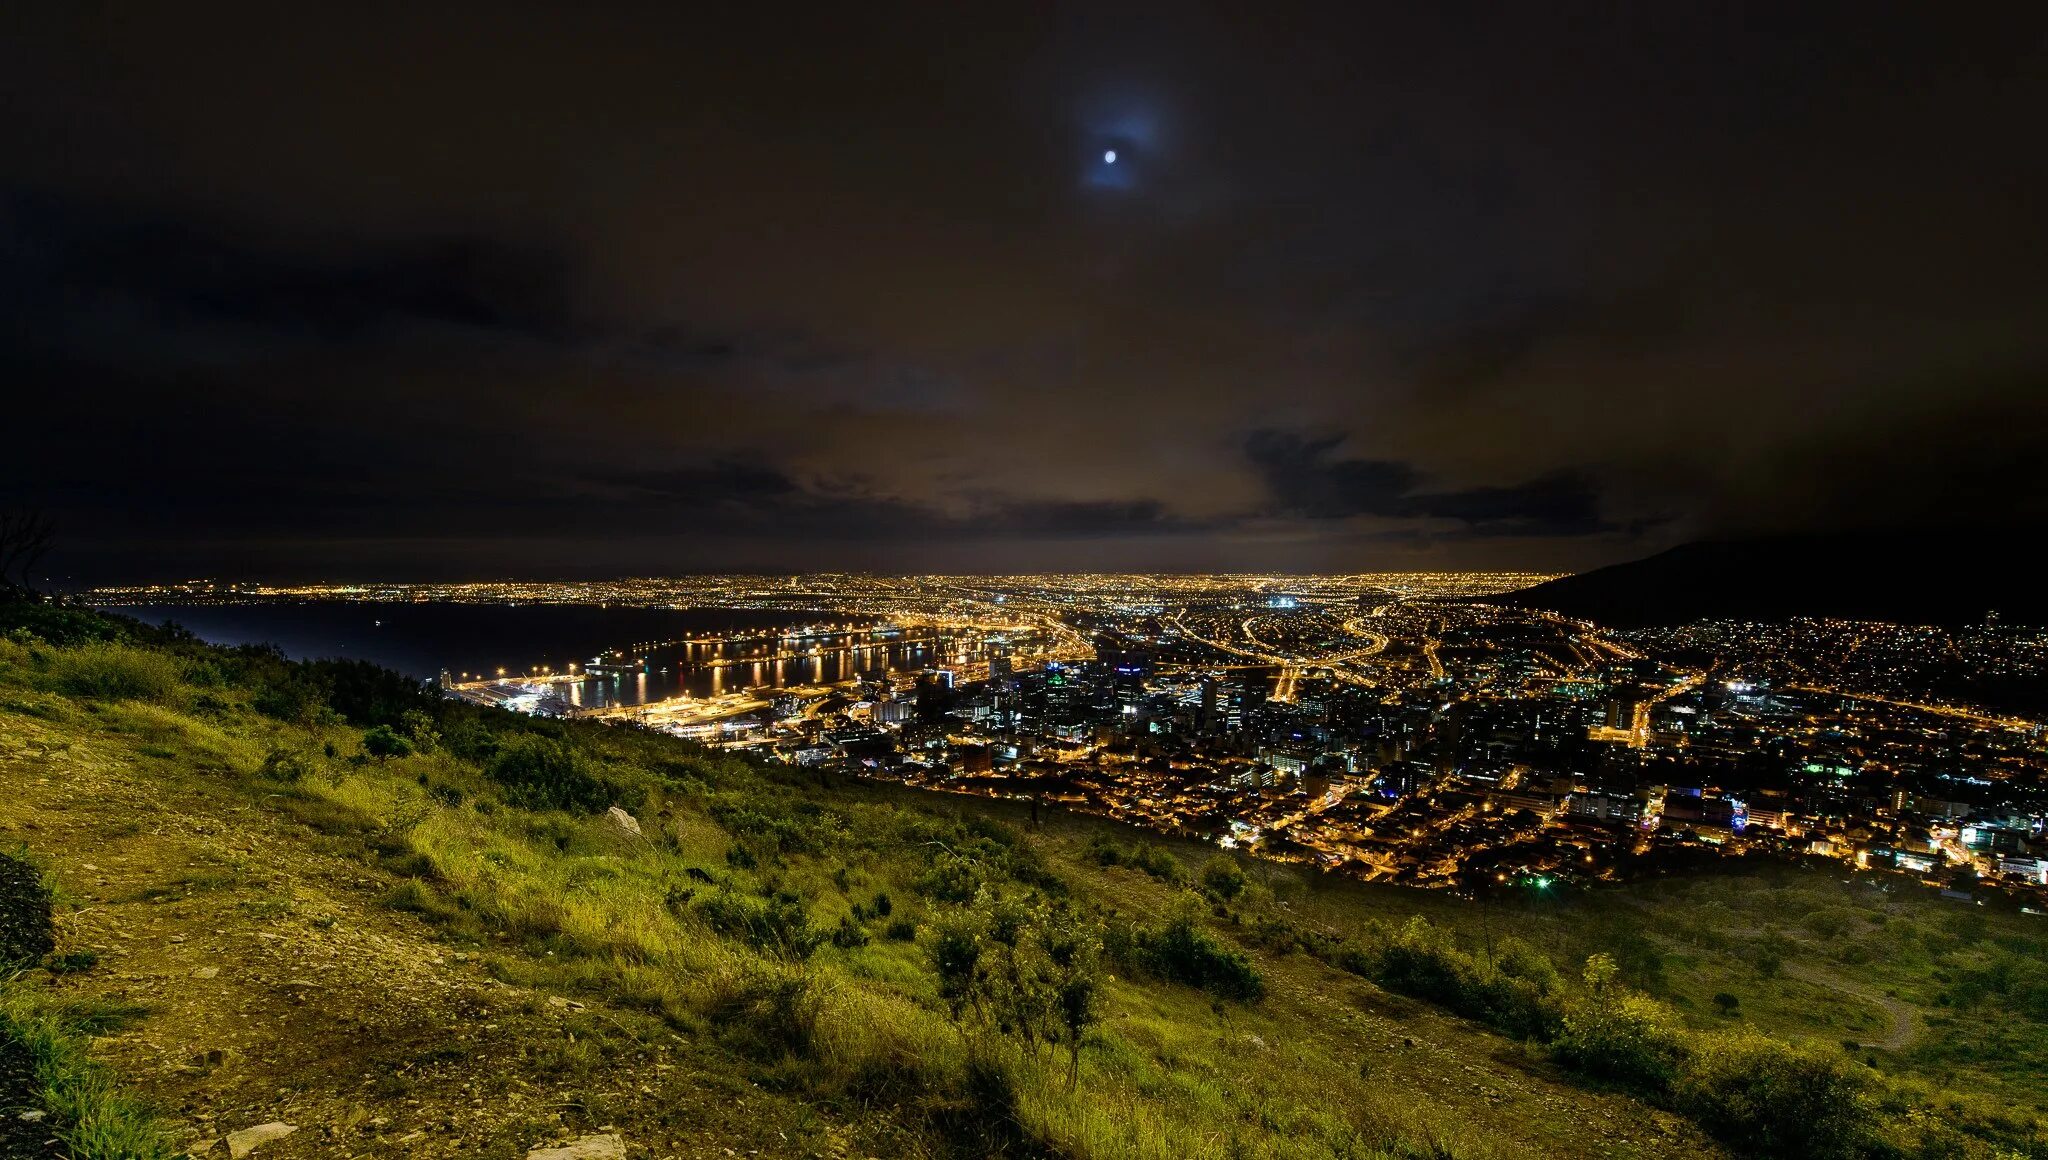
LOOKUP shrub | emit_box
[710,798,844,855]
[696,891,825,960]
[361,725,413,761]
[1123,898,1264,1003]
[1361,919,1561,1041]
[701,963,820,1059]
[1554,989,1689,1090]
[299,658,440,727]
[0,851,55,967]
[927,893,1102,1086]
[831,915,871,949]
[1090,835,1181,881]
[249,671,334,725]
[258,746,314,783]
[49,644,181,703]
[1201,855,1249,900]
[883,917,918,942]
[1675,1033,1876,1160]
[484,735,606,813]
[915,851,988,903]
[1130,844,1182,882]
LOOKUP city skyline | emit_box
[82,570,2048,898]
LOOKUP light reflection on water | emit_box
[105,602,983,708]
[560,631,966,708]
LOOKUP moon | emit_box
[1103,149,1117,164]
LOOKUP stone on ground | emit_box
[226,1121,297,1157]
[527,1132,627,1159]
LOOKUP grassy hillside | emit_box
[0,601,2041,1159]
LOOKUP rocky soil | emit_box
[0,712,844,1159]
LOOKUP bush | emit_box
[710,798,844,856]
[1674,1033,1876,1160]
[927,893,1102,1085]
[361,725,413,761]
[1360,920,1561,1041]
[1088,835,1181,882]
[915,851,988,903]
[484,735,606,813]
[1201,855,1248,900]
[1553,989,1689,1090]
[1123,899,1264,1003]
[883,917,918,942]
[1086,834,1125,867]
[48,644,182,703]
[696,891,825,960]
[831,915,870,949]
[701,964,820,1059]
[299,658,439,727]
[0,852,55,967]
[1130,844,1182,882]
[258,746,314,784]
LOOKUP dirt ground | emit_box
[0,711,846,1159]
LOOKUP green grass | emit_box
[0,978,177,1159]
[45,642,185,704]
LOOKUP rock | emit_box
[226,1122,297,1157]
[604,806,642,838]
[192,966,220,979]
[527,1133,626,1160]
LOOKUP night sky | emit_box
[5,4,2045,582]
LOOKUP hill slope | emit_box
[0,601,2040,1159]
[1495,532,2048,627]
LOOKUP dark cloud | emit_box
[3,3,2046,581]
[586,461,1204,542]
[1242,431,1617,536]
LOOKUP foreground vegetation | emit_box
[2,850,177,1157]
[0,598,2042,1158]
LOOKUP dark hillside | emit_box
[1496,531,2048,627]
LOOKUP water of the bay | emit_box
[106,601,966,708]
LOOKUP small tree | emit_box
[1753,945,1784,980]
[397,709,440,753]
[1713,992,1741,1017]
[928,890,1104,1087]
[0,510,57,595]
[1583,952,1621,996]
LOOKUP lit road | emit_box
[1787,685,2040,732]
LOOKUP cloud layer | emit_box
[4,4,2046,580]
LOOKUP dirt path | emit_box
[1780,961,1920,1053]
[1701,914,1922,1055]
